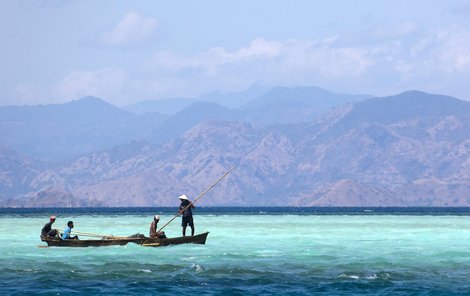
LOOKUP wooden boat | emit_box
[137,232,209,247]
[40,235,144,247]
[40,232,209,247]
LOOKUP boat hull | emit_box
[138,232,209,247]
[40,232,209,247]
[41,237,143,247]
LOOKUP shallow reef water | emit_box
[1,208,470,295]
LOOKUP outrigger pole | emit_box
[157,166,236,233]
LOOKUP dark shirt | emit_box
[179,200,194,217]
[41,221,53,235]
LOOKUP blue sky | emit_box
[1,0,470,106]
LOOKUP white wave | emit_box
[338,273,391,280]
[190,263,205,273]
[338,273,360,280]
[181,256,198,261]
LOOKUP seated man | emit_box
[62,221,79,240]
[149,215,166,239]
[41,216,58,238]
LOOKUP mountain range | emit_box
[1,86,469,207]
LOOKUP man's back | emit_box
[41,221,53,235]
[149,220,157,238]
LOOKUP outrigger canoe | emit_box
[40,232,209,247]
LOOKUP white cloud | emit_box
[143,39,283,74]
[99,11,158,47]
[6,82,49,105]
[434,26,470,73]
[140,38,375,96]
[53,67,129,104]
[12,24,470,106]
[390,26,470,86]
[371,21,419,40]
[138,25,470,100]
[144,37,372,78]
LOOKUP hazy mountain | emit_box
[2,90,470,207]
[0,145,41,201]
[0,96,129,122]
[292,91,470,205]
[123,98,195,115]
[0,96,166,162]
[200,84,269,108]
[148,101,239,145]
[125,85,370,127]
[16,121,262,206]
[0,85,366,163]
[241,86,369,110]
[123,84,268,115]
[327,90,470,138]
[240,86,371,126]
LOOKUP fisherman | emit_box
[62,221,79,240]
[178,194,195,236]
[149,215,166,239]
[41,216,58,238]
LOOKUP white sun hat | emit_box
[154,215,160,220]
[178,194,189,200]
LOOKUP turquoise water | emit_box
[1,213,470,295]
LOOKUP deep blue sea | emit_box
[1,207,470,295]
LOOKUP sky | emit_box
[1,0,470,106]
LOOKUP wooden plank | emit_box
[142,243,161,247]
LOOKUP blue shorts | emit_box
[182,216,194,227]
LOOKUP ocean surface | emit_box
[1,207,470,295]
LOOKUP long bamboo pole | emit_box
[157,166,235,233]
[70,230,130,239]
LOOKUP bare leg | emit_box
[182,226,187,237]
[191,226,195,236]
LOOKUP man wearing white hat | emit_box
[178,194,195,236]
[149,215,166,239]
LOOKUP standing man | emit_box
[178,194,195,236]
[149,215,166,239]
[62,221,79,240]
[41,216,58,238]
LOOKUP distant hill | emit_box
[0,96,166,162]
[0,96,129,122]
[0,145,41,201]
[148,101,239,145]
[240,86,370,126]
[2,90,470,207]
[241,86,369,110]
[124,85,368,127]
[123,97,194,115]
[123,84,268,115]
[292,91,470,205]
[0,85,368,162]
[330,90,470,134]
